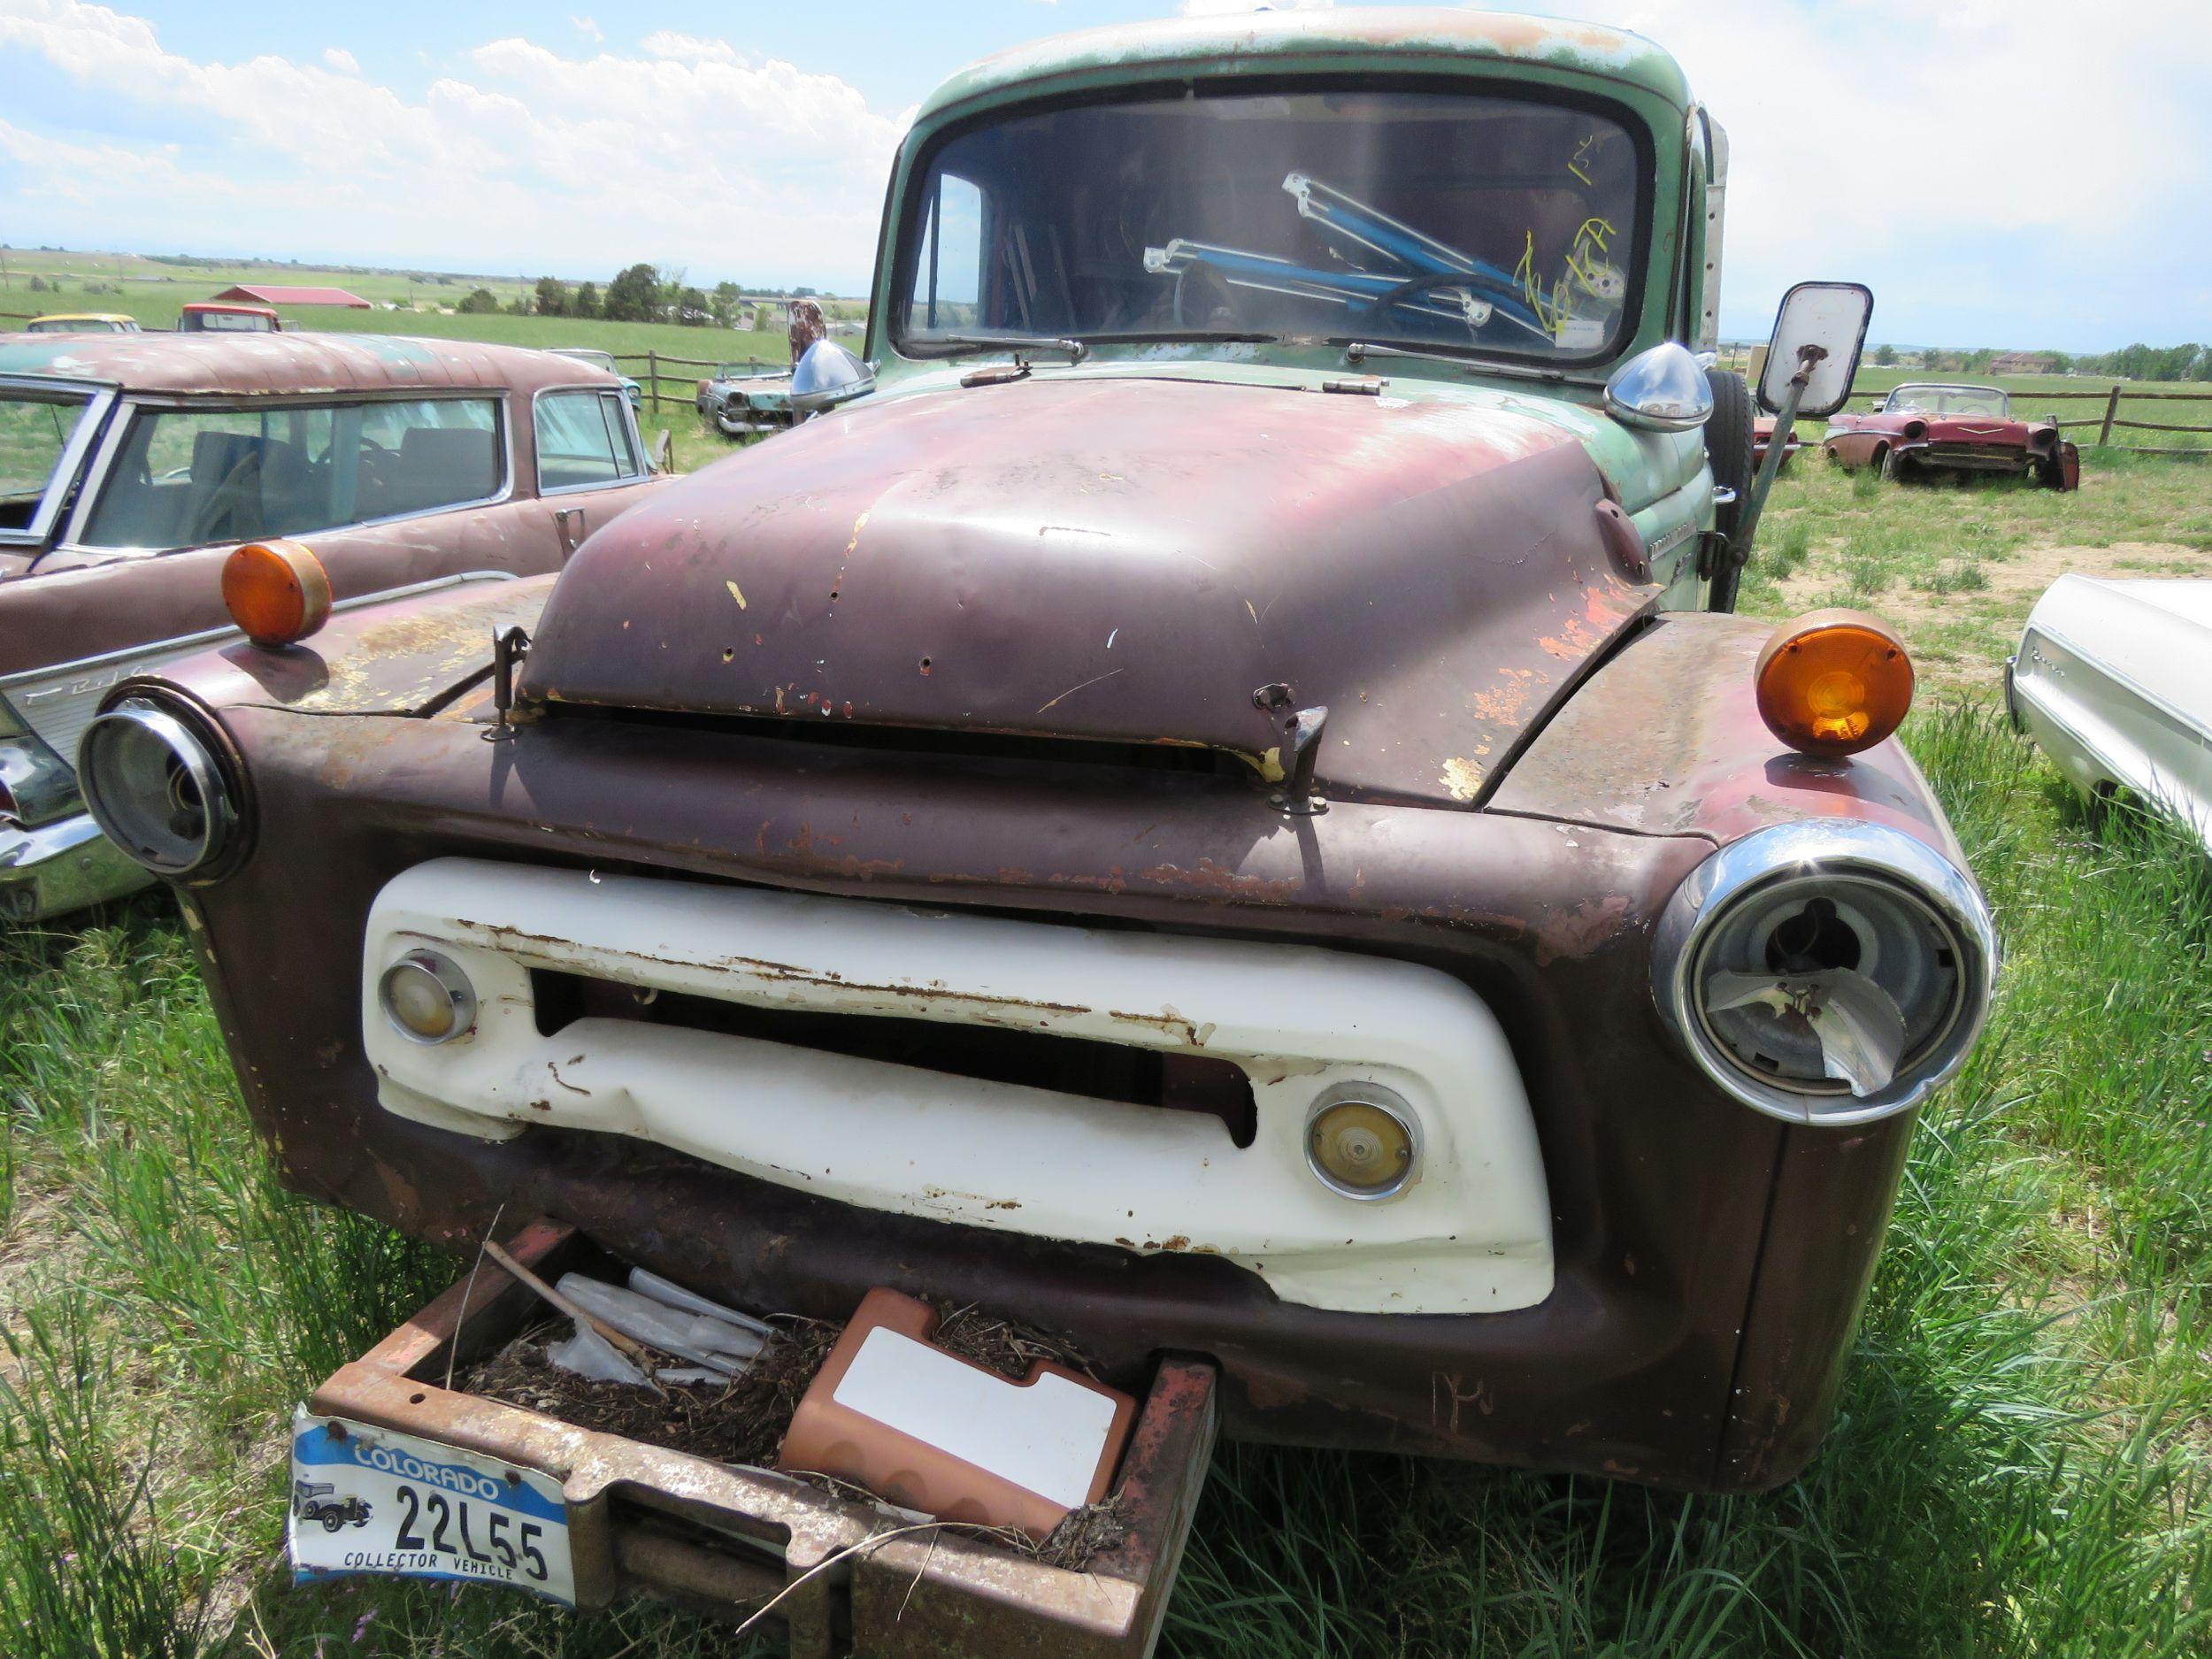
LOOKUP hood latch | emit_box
[1255,682,1329,815]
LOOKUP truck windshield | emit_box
[895,87,1643,365]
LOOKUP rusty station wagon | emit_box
[0,331,664,921]
[84,9,1994,1648]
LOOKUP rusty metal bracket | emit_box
[484,625,534,741]
[1254,683,1329,814]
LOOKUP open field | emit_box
[0,246,862,365]
[4,452,2210,1656]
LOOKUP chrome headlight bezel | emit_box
[76,695,239,879]
[1652,819,1997,1125]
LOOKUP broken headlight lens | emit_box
[77,696,236,878]
[1651,821,1996,1125]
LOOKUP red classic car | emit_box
[1751,414,1801,472]
[1824,382,2079,488]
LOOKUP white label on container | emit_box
[831,1327,1117,1508]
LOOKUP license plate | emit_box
[288,1408,576,1606]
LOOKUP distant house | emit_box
[1988,351,2059,375]
[208,283,372,309]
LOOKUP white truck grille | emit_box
[362,858,1554,1317]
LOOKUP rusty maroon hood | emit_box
[522,374,1660,808]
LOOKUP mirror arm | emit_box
[1728,342,1825,570]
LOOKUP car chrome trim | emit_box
[0,571,518,766]
[0,808,152,922]
[362,857,1555,1317]
[1651,820,1998,1126]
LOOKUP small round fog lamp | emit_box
[1305,1085,1420,1201]
[379,951,477,1044]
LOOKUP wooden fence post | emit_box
[2099,385,2122,448]
[648,349,661,413]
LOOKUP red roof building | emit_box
[209,284,373,308]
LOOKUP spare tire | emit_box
[1704,366,1754,611]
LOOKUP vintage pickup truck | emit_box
[81,9,1993,1649]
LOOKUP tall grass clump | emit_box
[0,1290,207,1659]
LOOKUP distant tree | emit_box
[710,280,743,328]
[572,281,602,320]
[505,296,533,316]
[675,286,711,326]
[26,273,49,292]
[456,287,500,314]
[1873,342,1897,367]
[534,276,570,318]
[603,264,661,323]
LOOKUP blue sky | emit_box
[3,0,2207,350]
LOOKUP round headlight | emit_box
[379,950,478,1044]
[1652,821,1996,1125]
[1305,1084,1421,1200]
[77,698,235,877]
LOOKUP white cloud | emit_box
[569,15,601,43]
[321,46,357,74]
[1514,0,2212,344]
[1180,0,1333,12]
[0,0,908,290]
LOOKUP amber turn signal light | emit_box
[221,539,331,648]
[1755,609,1914,756]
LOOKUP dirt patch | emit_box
[1775,539,2212,694]
[1777,539,2210,633]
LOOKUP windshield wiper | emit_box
[1335,339,1574,382]
[1072,330,1281,347]
[926,334,1090,364]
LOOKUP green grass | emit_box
[4,464,2211,1655]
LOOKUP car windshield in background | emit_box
[1886,384,2011,417]
[0,390,96,534]
[896,88,1643,364]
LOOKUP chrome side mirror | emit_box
[789,341,875,419]
[1604,342,1713,433]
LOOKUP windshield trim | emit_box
[1884,382,2012,417]
[883,72,1656,380]
[0,376,117,550]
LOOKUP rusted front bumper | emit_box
[310,1219,1217,1657]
